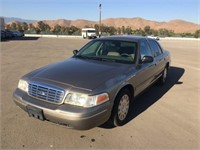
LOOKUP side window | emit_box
[140,40,153,59]
[149,40,163,57]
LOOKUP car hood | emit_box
[30,58,134,91]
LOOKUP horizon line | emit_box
[2,16,199,25]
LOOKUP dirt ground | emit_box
[1,37,200,149]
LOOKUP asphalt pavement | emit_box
[1,37,199,149]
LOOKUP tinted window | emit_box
[149,40,162,57]
[140,40,152,58]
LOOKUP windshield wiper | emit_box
[75,55,103,61]
[101,58,133,64]
[114,59,133,64]
[75,55,90,59]
[75,56,133,64]
[85,57,116,62]
[89,57,104,61]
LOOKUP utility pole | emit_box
[99,3,102,37]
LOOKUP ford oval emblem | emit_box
[38,91,46,96]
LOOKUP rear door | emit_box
[148,39,166,79]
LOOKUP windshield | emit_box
[87,30,96,33]
[76,40,137,64]
[82,30,96,33]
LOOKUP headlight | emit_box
[64,92,109,107]
[18,79,28,92]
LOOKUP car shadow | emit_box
[1,37,40,42]
[100,66,185,129]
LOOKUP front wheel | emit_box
[110,89,131,126]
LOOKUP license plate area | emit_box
[27,105,44,121]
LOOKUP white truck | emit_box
[82,28,97,39]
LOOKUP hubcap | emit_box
[118,94,130,121]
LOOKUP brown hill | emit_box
[7,17,200,33]
[101,18,199,33]
[32,19,72,27]
[159,20,200,33]
[70,19,96,29]
[31,19,96,29]
[102,17,164,30]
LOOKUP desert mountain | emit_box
[4,17,36,24]
[31,19,96,29]
[101,18,200,33]
[6,17,200,33]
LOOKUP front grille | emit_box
[28,82,65,103]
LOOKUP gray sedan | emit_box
[13,36,171,130]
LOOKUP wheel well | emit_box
[110,84,134,117]
[166,62,170,69]
[116,84,134,100]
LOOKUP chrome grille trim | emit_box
[28,82,65,104]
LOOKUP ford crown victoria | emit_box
[13,36,171,130]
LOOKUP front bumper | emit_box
[13,88,111,130]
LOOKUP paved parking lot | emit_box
[1,37,199,149]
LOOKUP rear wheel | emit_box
[110,89,131,126]
[159,67,168,85]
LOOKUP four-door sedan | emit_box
[13,36,171,130]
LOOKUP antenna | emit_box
[99,3,102,37]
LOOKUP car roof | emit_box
[96,35,147,42]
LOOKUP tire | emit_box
[159,67,168,85]
[110,89,131,126]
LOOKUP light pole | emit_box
[99,3,102,37]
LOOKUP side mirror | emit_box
[141,56,154,63]
[73,50,78,56]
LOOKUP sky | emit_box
[1,0,199,24]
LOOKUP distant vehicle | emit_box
[1,30,6,40]
[12,31,24,37]
[147,35,160,40]
[1,30,24,40]
[82,28,97,39]
[5,30,15,38]
[13,36,171,130]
